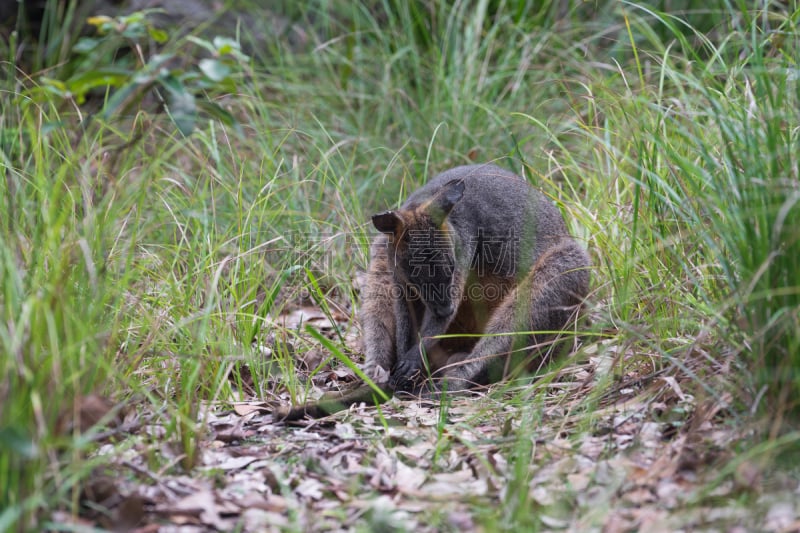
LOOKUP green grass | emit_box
[1,0,799,529]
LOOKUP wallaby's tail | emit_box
[274,382,393,421]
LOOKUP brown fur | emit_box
[361,163,591,393]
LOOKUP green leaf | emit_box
[186,35,217,55]
[198,59,231,82]
[67,68,131,101]
[122,25,148,40]
[0,426,37,459]
[148,27,169,43]
[159,74,197,135]
[213,36,241,55]
[39,77,68,95]
[196,100,242,134]
[72,37,101,54]
[157,71,183,94]
[119,11,146,27]
[102,80,147,120]
[212,36,249,61]
[144,53,174,73]
[132,53,173,84]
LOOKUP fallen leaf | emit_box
[624,486,657,506]
[58,394,122,435]
[204,454,258,471]
[395,460,427,493]
[112,494,145,531]
[295,478,325,500]
[233,402,271,416]
[167,490,232,531]
[764,501,796,532]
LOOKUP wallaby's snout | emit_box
[429,301,454,318]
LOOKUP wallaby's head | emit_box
[372,179,465,318]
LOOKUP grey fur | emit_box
[360,163,590,393]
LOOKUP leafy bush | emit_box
[29,10,248,135]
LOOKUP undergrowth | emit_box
[0,0,798,529]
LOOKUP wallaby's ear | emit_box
[427,179,465,223]
[372,211,401,234]
[441,179,466,211]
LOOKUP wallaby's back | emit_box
[402,164,570,276]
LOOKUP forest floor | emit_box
[63,310,799,532]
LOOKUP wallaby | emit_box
[361,163,590,393]
[277,163,589,421]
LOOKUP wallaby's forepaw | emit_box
[389,359,423,393]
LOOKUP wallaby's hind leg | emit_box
[436,241,590,391]
[361,235,396,381]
